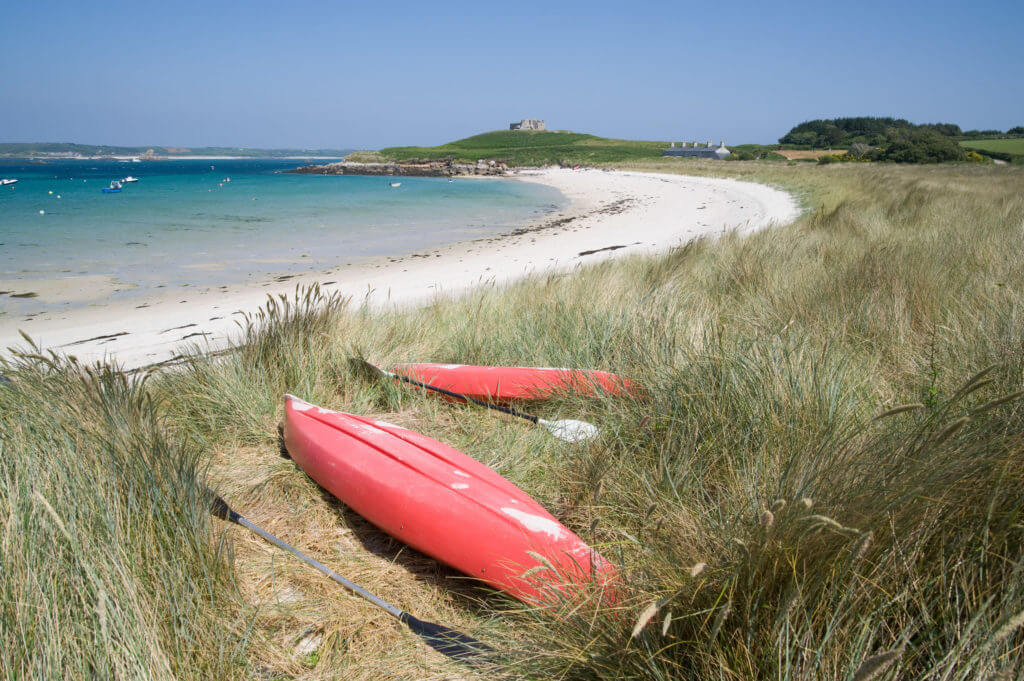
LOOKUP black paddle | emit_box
[205,488,494,664]
[348,357,599,442]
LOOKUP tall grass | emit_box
[2,162,1023,679]
[0,349,251,680]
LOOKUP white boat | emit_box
[0,178,18,186]
[131,157,141,163]
[223,177,231,182]
[389,181,401,187]
[122,176,139,183]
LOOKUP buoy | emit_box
[57,194,61,199]
[39,210,45,215]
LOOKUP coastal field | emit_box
[773,148,848,160]
[960,138,1024,156]
[2,161,1024,680]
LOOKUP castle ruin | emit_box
[510,119,546,131]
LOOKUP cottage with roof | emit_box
[663,140,731,159]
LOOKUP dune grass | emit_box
[0,351,253,680]
[2,161,1024,679]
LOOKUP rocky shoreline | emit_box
[288,160,511,177]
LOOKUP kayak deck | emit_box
[392,363,636,403]
[282,394,615,602]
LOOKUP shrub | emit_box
[879,128,966,163]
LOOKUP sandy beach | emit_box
[0,169,800,370]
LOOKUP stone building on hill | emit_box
[663,140,731,159]
[510,119,546,131]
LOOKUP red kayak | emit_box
[282,395,615,602]
[391,363,636,403]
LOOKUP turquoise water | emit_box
[0,159,565,312]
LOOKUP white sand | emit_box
[0,169,800,370]
[0,275,129,303]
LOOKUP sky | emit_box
[1,0,1021,149]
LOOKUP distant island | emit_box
[0,142,353,159]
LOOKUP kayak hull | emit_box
[282,395,613,602]
[392,363,635,403]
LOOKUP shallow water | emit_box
[0,159,566,313]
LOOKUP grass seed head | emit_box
[631,601,660,638]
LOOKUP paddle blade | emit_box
[540,418,600,442]
[400,612,495,664]
[347,356,386,382]
[203,487,240,523]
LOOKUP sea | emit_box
[0,158,566,313]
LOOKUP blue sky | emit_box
[1,0,1021,148]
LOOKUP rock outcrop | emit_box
[288,160,510,177]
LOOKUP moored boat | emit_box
[121,176,139,183]
[102,180,123,193]
[392,363,637,403]
[0,178,17,186]
[282,394,614,602]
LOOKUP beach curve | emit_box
[0,169,800,370]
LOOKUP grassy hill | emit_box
[361,130,670,166]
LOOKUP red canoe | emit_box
[282,394,615,602]
[392,363,636,403]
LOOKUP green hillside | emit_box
[960,138,1024,156]
[370,130,669,166]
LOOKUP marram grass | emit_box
[2,161,1023,679]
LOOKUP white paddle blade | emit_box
[539,418,599,443]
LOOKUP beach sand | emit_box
[0,169,800,370]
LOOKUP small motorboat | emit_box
[389,181,401,188]
[102,181,123,193]
[121,176,139,183]
[0,178,17,187]
[223,177,231,182]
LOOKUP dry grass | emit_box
[3,161,1024,679]
[774,149,848,160]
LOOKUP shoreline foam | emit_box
[0,169,800,370]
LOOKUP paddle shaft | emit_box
[233,513,403,618]
[382,368,539,424]
[208,490,493,663]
